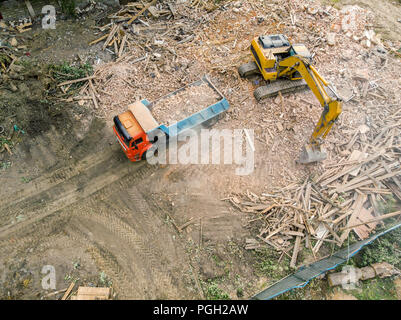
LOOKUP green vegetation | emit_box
[0,137,12,149]
[351,278,397,300]
[202,279,230,300]
[49,62,93,90]
[353,227,401,269]
[0,53,12,68]
[59,0,77,17]
[64,273,79,283]
[99,271,113,287]
[277,278,328,300]
[0,161,11,171]
[236,287,243,298]
[14,58,33,70]
[73,259,81,270]
[20,177,32,183]
[254,248,291,281]
[377,195,398,214]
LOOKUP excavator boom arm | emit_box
[278,56,342,147]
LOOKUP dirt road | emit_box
[0,105,250,299]
[0,116,198,298]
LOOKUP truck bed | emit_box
[149,77,223,127]
[134,75,229,138]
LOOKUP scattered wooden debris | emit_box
[227,109,401,265]
[127,0,157,25]
[61,282,76,300]
[4,143,13,155]
[57,76,97,87]
[24,0,36,19]
[70,287,112,300]
[89,0,158,58]
[16,22,32,33]
[43,287,68,298]
[178,217,195,233]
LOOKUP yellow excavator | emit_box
[238,34,342,164]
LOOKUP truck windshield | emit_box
[130,137,143,150]
[113,116,131,145]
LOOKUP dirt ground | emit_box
[331,0,401,43]
[0,0,400,300]
[395,277,401,299]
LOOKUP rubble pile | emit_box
[151,82,220,126]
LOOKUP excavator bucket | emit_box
[297,144,327,164]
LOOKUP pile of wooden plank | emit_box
[89,0,172,57]
[229,112,401,268]
[1,19,32,34]
[55,1,182,106]
[70,287,112,300]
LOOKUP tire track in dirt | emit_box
[0,146,121,213]
[0,214,71,256]
[0,234,64,259]
[87,245,140,299]
[0,121,205,299]
[127,186,172,237]
[63,222,143,299]
[0,157,191,298]
[0,160,158,237]
[75,202,181,299]
[63,190,185,299]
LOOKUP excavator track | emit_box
[238,61,260,78]
[254,79,308,101]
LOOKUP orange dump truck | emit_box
[113,76,229,161]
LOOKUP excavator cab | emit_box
[247,34,292,81]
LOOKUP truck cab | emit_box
[113,100,158,161]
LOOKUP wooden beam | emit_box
[127,0,157,25]
[332,168,401,194]
[320,153,382,187]
[89,34,108,46]
[24,0,36,18]
[339,194,366,244]
[61,282,75,300]
[340,210,401,231]
[290,235,302,268]
[102,24,119,50]
[57,76,96,87]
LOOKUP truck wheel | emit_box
[142,149,158,161]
